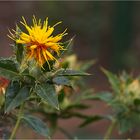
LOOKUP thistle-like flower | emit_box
[8,16,67,68]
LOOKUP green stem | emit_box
[9,103,25,140]
[104,119,117,140]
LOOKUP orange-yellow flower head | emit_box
[8,16,67,68]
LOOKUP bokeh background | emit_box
[1,1,140,139]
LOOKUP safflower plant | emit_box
[1,15,139,140]
[0,16,92,139]
[34,54,97,138]
[91,69,140,139]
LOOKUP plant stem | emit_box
[104,119,117,140]
[9,103,24,140]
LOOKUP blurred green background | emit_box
[1,1,140,139]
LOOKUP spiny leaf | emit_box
[0,59,19,79]
[53,76,71,86]
[22,115,50,138]
[56,69,90,76]
[80,115,103,127]
[36,84,59,110]
[5,85,30,113]
[5,81,20,112]
[101,68,120,94]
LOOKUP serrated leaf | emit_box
[22,115,50,138]
[5,84,30,113]
[0,59,19,79]
[53,76,71,86]
[80,116,103,127]
[56,69,90,76]
[36,84,59,110]
[101,68,120,94]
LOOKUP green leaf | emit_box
[22,115,50,138]
[58,91,65,103]
[15,43,24,64]
[36,84,59,110]
[0,59,19,79]
[56,69,90,76]
[5,84,30,113]
[53,76,71,86]
[60,37,74,57]
[5,81,20,111]
[119,118,133,133]
[80,60,96,71]
[88,92,113,102]
[134,99,140,106]
[80,116,103,127]
[21,74,36,85]
[61,61,69,69]
[101,68,120,94]
[49,113,58,131]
